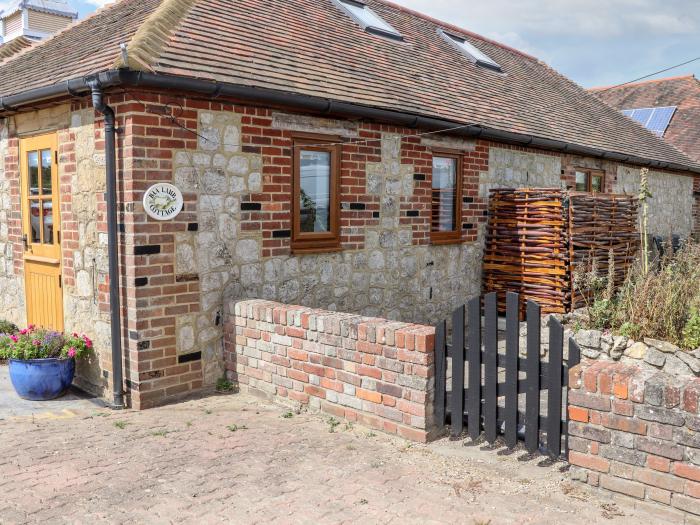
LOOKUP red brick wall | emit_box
[568,361,700,517]
[224,299,436,442]
[110,92,203,409]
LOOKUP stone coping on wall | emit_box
[573,328,700,377]
[568,360,700,518]
[223,299,436,442]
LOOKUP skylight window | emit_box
[621,106,677,137]
[439,30,502,72]
[335,0,403,40]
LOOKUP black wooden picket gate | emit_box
[434,292,580,458]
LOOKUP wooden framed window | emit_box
[291,133,341,253]
[430,150,463,244]
[575,169,605,193]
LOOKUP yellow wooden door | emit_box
[20,133,64,332]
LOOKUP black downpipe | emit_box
[88,79,124,409]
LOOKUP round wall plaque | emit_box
[143,183,184,221]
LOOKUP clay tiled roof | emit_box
[0,0,697,170]
[591,75,700,163]
[0,36,35,63]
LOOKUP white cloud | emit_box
[392,0,700,86]
[83,0,116,7]
[393,0,699,38]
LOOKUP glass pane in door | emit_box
[30,200,41,243]
[28,151,39,195]
[42,201,54,244]
[41,149,52,194]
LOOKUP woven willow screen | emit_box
[482,189,639,315]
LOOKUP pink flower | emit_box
[67,347,77,358]
[27,324,35,331]
[9,335,18,343]
[32,339,41,346]
[19,329,28,335]
[83,336,93,349]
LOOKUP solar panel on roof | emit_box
[645,107,676,136]
[621,106,677,137]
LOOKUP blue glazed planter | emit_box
[8,358,75,401]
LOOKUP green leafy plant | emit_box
[327,417,340,433]
[0,325,93,360]
[682,308,700,350]
[618,321,641,340]
[589,299,615,330]
[215,377,236,393]
[0,320,18,335]
[638,168,652,275]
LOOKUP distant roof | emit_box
[591,75,700,163]
[0,0,697,172]
[0,0,78,18]
[0,35,33,63]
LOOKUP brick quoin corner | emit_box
[568,360,700,517]
[224,299,436,442]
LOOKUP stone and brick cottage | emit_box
[0,0,698,409]
[591,75,700,239]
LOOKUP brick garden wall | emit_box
[568,360,700,517]
[224,299,436,442]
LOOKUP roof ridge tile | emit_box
[589,74,698,93]
[116,0,198,71]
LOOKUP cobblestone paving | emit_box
[0,392,679,524]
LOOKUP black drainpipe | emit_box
[88,79,124,409]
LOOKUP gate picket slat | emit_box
[564,339,581,455]
[504,292,519,448]
[525,300,541,454]
[483,293,498,443]
[434,320,447,427]
[450,305,465,437]
[547,318,564,458]
[569,339,581,369]
[467,297,482,441]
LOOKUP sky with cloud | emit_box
[3,0,699,88]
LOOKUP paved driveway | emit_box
[0,390,686,524]
[0,364,106,420]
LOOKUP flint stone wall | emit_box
[615,165,695,238]
[572,328,700,379]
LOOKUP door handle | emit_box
[22,234,29,251]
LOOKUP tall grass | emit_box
[581,242,700,349]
